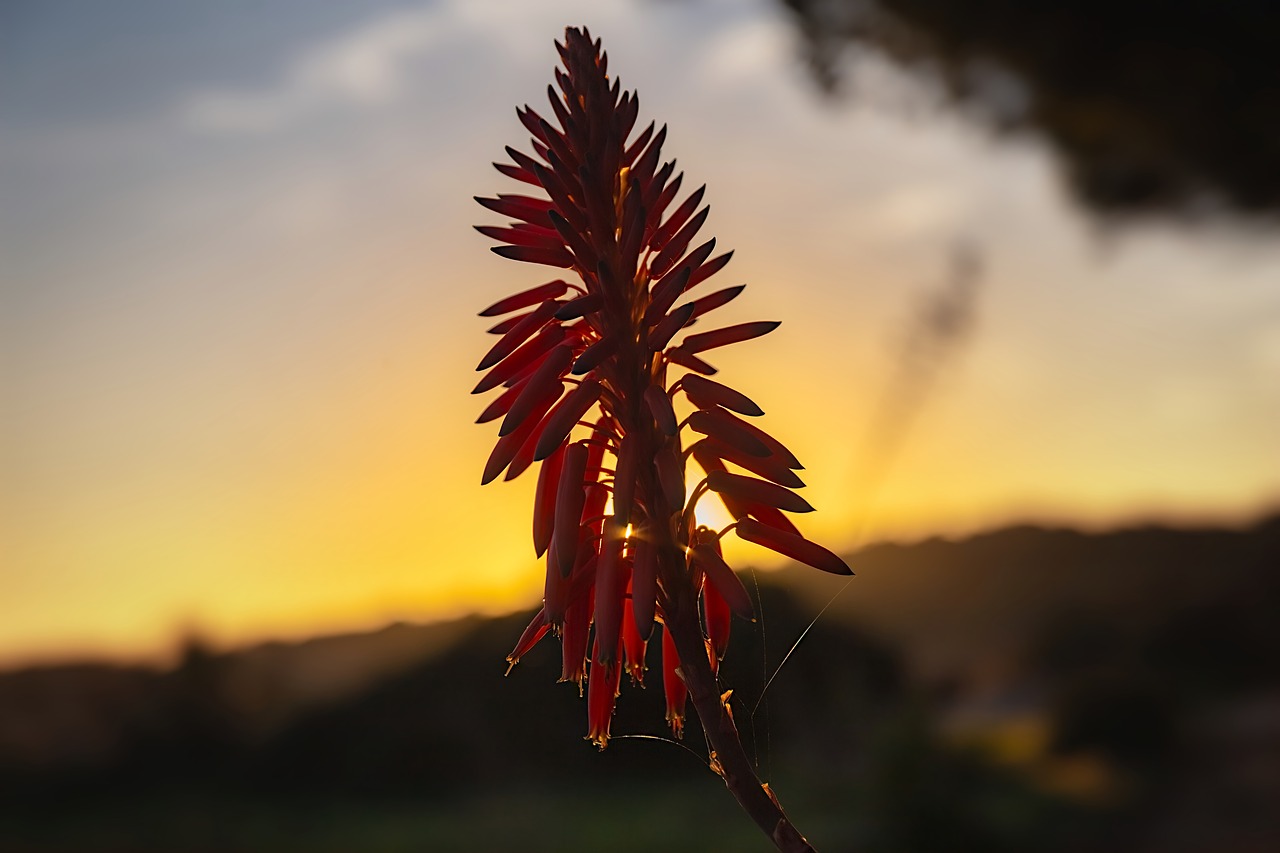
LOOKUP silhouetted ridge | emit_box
[2,515,1277,851]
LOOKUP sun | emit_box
[686,466,735,531]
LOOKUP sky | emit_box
[3,0,1278,666]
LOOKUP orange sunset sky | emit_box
[3,0,1279,667]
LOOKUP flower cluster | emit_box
[474,26,850,748]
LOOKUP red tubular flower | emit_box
[587,639,623,749]
[474,27,850,756]
[621,591,647,684]
[661,623,687,738]
[698,533,732,672]
[703,578,731,676]
[560,586,592,691]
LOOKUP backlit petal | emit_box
[736,517,852,576]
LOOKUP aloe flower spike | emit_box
[472,26,853,852]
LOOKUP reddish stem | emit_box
[656,544,818,853]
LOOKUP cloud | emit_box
[697,14,792,89]
[178,5,451,134]
[858,183,970,244]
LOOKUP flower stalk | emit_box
[473,26,851,853]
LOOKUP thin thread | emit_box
[611,733,707,766]
[747,450,883,721]
[748,566,772,780]
[750,574,856,718]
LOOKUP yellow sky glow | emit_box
[3,1,1278,666]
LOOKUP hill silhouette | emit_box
[1,515,1277,851]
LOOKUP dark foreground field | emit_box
[3,516,1278,852]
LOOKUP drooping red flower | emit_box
[475,26,850,751]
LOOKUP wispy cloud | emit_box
[178,5,452,134]
[697,15,792,90]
